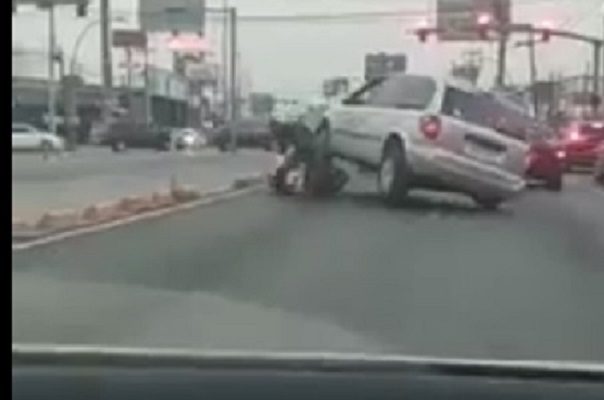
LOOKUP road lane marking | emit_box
[12,184,264,252]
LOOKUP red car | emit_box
[525,139,565,191]
[557,120,604,170]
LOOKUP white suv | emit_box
[320,74,528,209]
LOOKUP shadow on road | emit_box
[278,190,515,218]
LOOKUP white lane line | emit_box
[12,185,264,252]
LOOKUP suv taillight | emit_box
[420,115,441,140]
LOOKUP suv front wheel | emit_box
[378,139,410,206]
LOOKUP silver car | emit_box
[12,123,64,152]
[322,74,528,209]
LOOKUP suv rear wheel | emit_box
[378,139,410,206]
[473,196,503,211]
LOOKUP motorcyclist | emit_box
[271,101,348,196]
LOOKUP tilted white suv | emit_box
[319,74,528,209]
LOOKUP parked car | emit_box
[103,120,172,152]
[557,119,604,170]
[12,122,64,152]
[313,74,528,209]
[594,142,604,185]
[212,117,274,152]
[525,139,565,191]
[171,128,208,151]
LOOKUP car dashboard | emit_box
[12,345,604,400]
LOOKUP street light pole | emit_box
[229,6,238,153]
[100,0,113,122]
[47,3,57,134]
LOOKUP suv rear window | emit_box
[441,87,534,141]
[579,122,604,137]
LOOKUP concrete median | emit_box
[13,173,267,245]
[36,209,82,231]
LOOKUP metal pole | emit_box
[126,47,135,121]
[47,4,57,134]
[495,31,508,88]
[143,38,152,125]
[229,7,238,152]
[528,33,538,117]
[593,42,602,113]
[100,0,113,121]
[222,0,229,125]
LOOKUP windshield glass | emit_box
[11,0,604,371]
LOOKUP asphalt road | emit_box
[12,174,604,362]
[12,147,274,220]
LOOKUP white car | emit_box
[172,128,208,150]
[318,74,528,209]
[12,123,65,152]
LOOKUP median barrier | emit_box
[171,185,201,202]
[81,201,123,223]
[36,209,82,230]
[118,195,156,213]
[151,191,176,207]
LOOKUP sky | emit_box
[11,0,604,98]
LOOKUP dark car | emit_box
[212,117,274,152]
[557,120,604,170]
[104,120,172,152]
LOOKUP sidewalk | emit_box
[13,147,275,221]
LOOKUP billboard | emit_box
[113,30,147,48]
[139,0,205,34]
[365,53,407,81]
[436,0,511,41]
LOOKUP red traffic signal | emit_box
[416,28,429,43]
[476,13,492,40]
[537,20,555,42]
[76,3,88,17]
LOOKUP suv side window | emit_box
[441,87,487,126]
[12,124,34,133]
[369,76,436,109]
[343,79,385,105]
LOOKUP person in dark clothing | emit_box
[271,117,348,196]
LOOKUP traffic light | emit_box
[76,3,88,17]
[416,28,429,43]
[537,20,554,42]
[476,13,492,40]
[415,18,430,43]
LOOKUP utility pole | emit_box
[100,0,113,123]
[47,3,57,134]
[528,32,538,117]
[222,0,229,126]
[496,31,508,88]
[493,0,508,88]
[593,41,602,109]
[229,6,238,152]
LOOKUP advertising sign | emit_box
[139,0,205,34]
[364,53,407,81]
[436,0,511,41]
[113,29,147,48]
